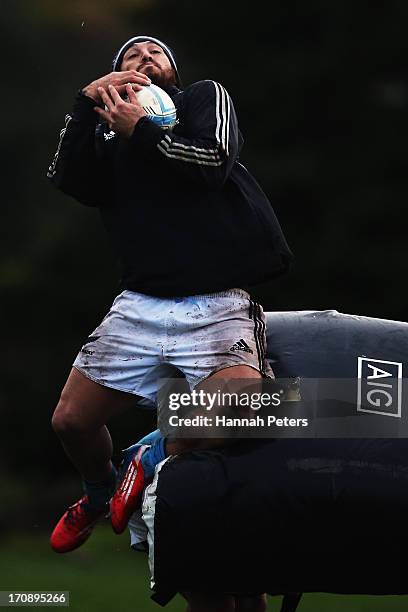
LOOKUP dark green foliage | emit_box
[2,0,408,526]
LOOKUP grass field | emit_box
[1,527,408,611]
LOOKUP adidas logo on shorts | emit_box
[229,339,253,354]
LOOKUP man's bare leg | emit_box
[50,367,144,552]
[52,367,139,482]
[166,364,262,456]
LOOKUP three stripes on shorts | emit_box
[249,300,267,376]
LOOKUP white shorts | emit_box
[73,289,273,407]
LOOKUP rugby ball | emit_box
[134,84,177,130]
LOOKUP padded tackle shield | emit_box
[138,311,408,608]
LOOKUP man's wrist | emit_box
[73,90,99,122]
[130,116,165,149]
[81,84,99,103]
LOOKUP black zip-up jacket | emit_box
[47,80,293,297]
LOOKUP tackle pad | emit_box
[139,310,408,610]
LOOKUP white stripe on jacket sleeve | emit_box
[47,114,72,178]
[156,81,231,166]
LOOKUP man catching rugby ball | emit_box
[47,34,293,610]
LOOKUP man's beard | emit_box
[143,65,176,90]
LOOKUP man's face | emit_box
[120,41,176,89]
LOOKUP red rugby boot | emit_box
[110,445,150,534]
[50,495,108,553]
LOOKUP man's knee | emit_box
[52,393,93,437]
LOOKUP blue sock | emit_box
[140,437,167,479]
[83,465,118,510]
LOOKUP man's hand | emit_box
[82,70,151,105]
[93,83,147,139]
